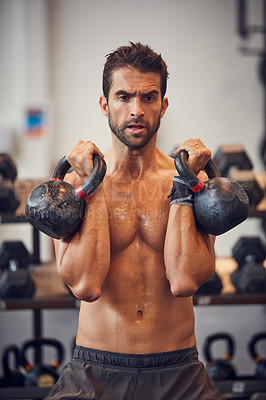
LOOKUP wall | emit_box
[47,0,265,259]
[0,0,265,376]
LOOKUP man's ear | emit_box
[160,97,169,118]
[99,95,109,117]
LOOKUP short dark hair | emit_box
[102,42,169,101]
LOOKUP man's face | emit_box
[100,68,168,149]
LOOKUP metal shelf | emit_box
[0,386,50,400]
[0,293,265,311]
[0,214,27,223]
[0,296,79,311]
[193,293,266,306]
[216,377,266,396]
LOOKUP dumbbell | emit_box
[0,154,20,213]
[0,154,17,181]
[195,271,222,295]
[213,144,264,207]
[203,332,237,381]
[213,144,253,176]
[0,345,24,387]
[21,338,65,387]
[174,142,255,178]
[231,237,266,294]
[0,241,35,299]
[248,332,266,380]
[229,169,264,208]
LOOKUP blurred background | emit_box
[0,0,265,397]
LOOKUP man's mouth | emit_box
[127,124,146,133]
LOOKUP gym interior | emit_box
[0,1,265,399]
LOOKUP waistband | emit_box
[72,345,199,369]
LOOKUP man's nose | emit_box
[130,98,144,118]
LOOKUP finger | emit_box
[66,141,104,179]
[83,141,105,158]
[173,139,211,176]
[67,141,104,161]
[72,141,104,159]
[173,138,203,155]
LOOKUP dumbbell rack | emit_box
[0,213,74,400]
[1,296,266,400]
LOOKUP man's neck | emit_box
[105,134,159,180]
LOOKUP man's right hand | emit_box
[173,138,211,177]
[66,140,104,182]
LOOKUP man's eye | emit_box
[119,95,129,101]
[145,96,155,102]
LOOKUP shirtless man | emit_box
[46,42,223,399]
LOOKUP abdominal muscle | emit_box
[76,237,196,354]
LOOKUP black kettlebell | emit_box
[25,154,106,239]
[203,332,237,381]
[21,337,65,387]
[248,332,266,379]
[174,151,249,235]
[0,345,24,387]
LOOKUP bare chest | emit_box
[103,175,172,254]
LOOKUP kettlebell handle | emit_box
[248,332,266,362]
[203,333,235,363]
[51,153,106,199]
[174,150,221,193]
[21,338,65,370]
[2,345,22,377]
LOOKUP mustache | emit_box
[122,118,146,128]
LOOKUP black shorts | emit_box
[45,345,224,400]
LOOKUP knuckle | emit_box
[66,151,74,161]
[205,148,211,157]
[86,142,95,149]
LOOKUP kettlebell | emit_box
[25,154,106,239]
[21,337,65,387]
[203,332,237,381]
[0,345,24,387]
[174,151,249,235]
[248,332,266,379]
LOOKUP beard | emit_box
[108,114,161,149]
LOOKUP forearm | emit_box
[164,204,215,297]
[54,185,110,301]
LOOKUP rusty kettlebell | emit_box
[174,150,249,235]
[25,154,106,239]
